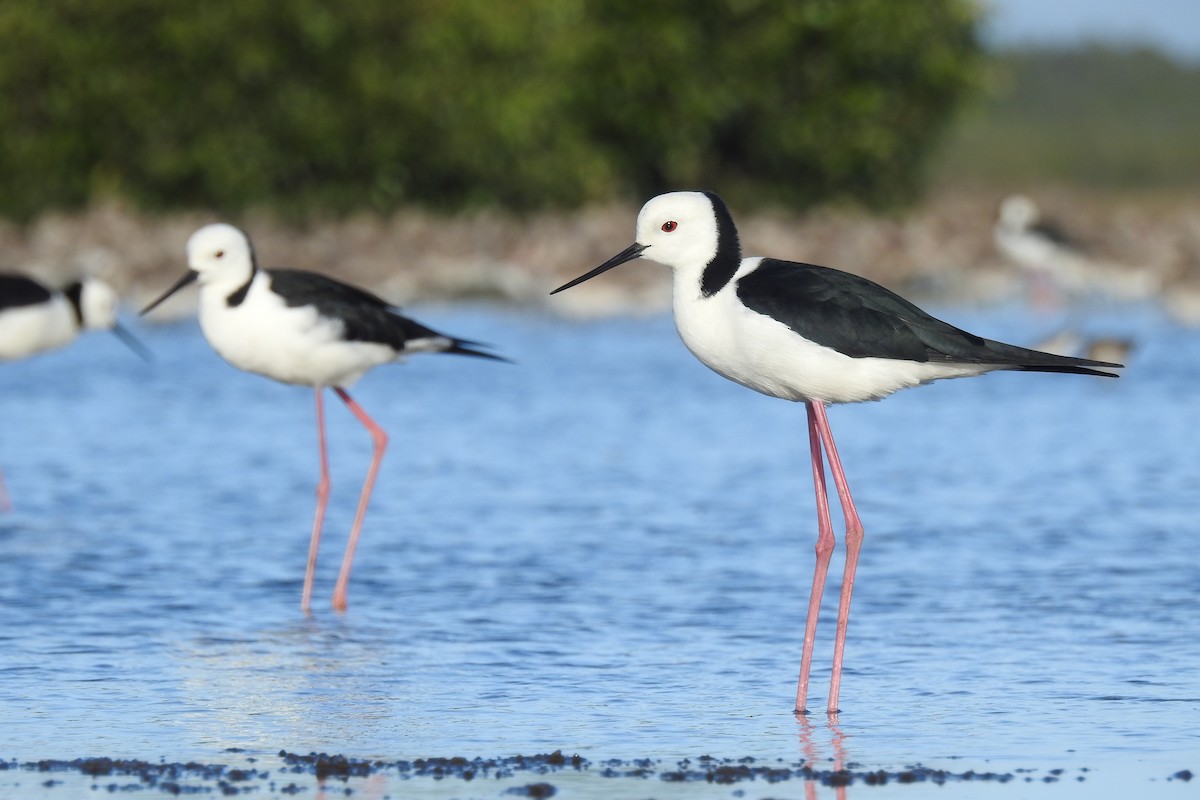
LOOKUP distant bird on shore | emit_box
[1,272,148,511]
[1032,327,1134,368]
[994,194,1158,305]
[552,191,1121,716]
[141,223,504,613]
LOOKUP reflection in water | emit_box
[170,616,397,753]
[797,715,849,799]
[316,773,388,800]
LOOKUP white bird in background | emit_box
[553,191,1121,715]
[0,272,148,511]
[994,194,1158,306]
[142,223,504,612]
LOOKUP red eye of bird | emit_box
[215,250,225,258]
[661,221,678,232]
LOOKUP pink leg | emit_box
[330,387,388,612]
[301,387,332,613]
[810,401,864,715]
[796,401,836,714]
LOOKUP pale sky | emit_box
[983,0,1200,60]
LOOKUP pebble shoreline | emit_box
[1,188,1197,322]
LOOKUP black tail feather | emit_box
[444,340,511,363]
[1014,362,1121,378]
[395,316,510,362]
[977,337,1123,378]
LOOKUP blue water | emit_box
[1,303,1197,798]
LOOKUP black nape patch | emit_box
[226,228,259,307]
[699,192,742,297]
[226,277,252,307]
[62,281,85,326]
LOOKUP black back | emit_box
[0,273,52,311]
[265,268,503,361]
[268,268,414,349]
[736,259,1118,375]
[1030,218,1078,248]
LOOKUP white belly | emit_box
[0,299,77,360]
[199,285,397,388]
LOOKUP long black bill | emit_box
[112,321,153,362]
[140,270,198,316]
[550,243,648,295]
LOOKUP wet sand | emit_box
[13,750,1189,795]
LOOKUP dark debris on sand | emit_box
[278,748,588,782]
[650,755,1017,787]
[1,752,1192,794]
[0,756,272,794]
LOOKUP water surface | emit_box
[0,303,1196,797]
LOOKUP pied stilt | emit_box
[1,272,147,511]
[141,224,504,612]
[551,191,1121,715]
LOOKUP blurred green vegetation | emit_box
[0,0,982,220]
[931,45,1200,191]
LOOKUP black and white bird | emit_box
[0,272,145,362]
[1,272,147,511]
[141,223,504,613]
[551,191,1121,716]
[994,195,1087,277]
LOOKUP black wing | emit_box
[267,268,504,360]
[736,259,1119,375]
[0,273,53,311]
[1031,218,1081,249]
[268,267,411,349]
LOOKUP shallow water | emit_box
[0,302,1197,798]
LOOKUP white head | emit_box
[141,223,256,316]
[186,223,257,285]
[76,278,121,331]
[998,194,1039,231]
[551,191,740,295]
[632,191,726,271]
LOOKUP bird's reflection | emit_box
[797,714,850,799]
[315,773,387,800]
